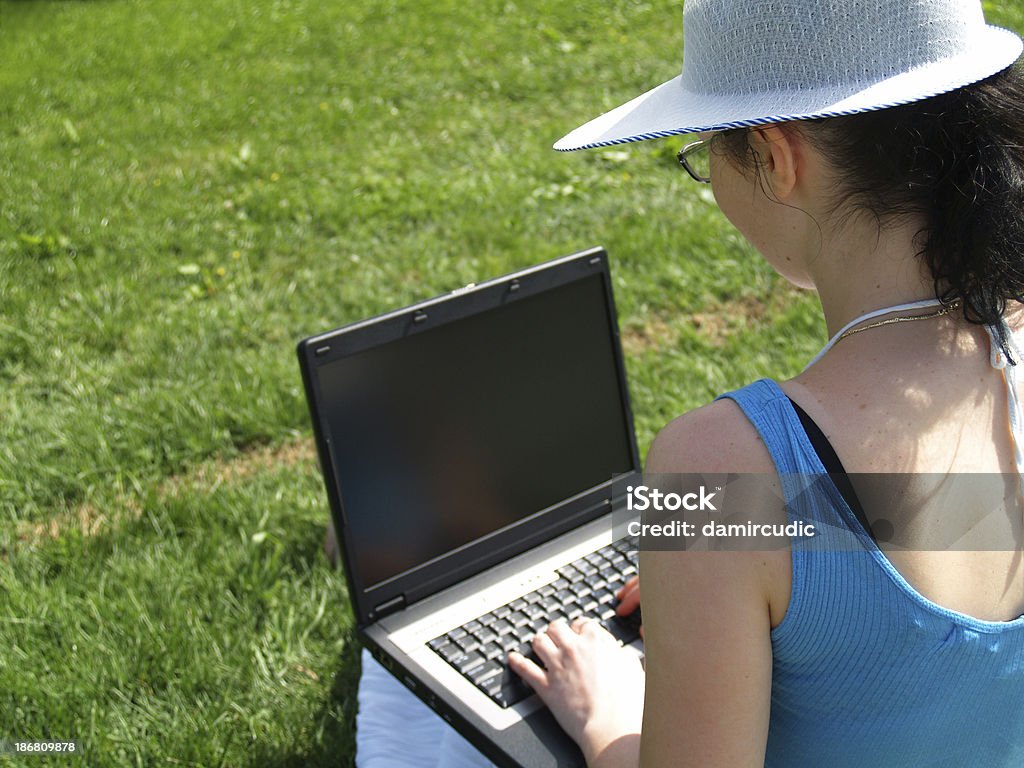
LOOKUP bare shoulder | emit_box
[646,397,776,475]
[639,398,780,765]
[644,397,793,629]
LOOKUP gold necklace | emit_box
[837,300,962,343]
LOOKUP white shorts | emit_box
[355,649,498,768]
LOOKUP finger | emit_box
[575,616,617,643]
[616,585,641,616]
[616,575,640,607]
[531,628,560,666]
[616,574,639,599]
[544,618,575,647]
[507,651,548,691]
[571,616,595,634]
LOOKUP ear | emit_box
[748,125,798,200]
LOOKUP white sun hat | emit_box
[554,0,1023,152]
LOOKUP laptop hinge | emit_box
[374,594,406,619]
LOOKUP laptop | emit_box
[296,246,644,767]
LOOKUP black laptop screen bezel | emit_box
[297,247,642,626]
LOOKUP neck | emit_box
[807,213,936,337]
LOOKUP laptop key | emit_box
[479,672,505,698]
[477,664,521,701]
[513,624,534,643]
[494,605,512,620]
[524,603,545,620]
[501,630,526,652]
[493,618,514,636]
[570,582,592,599]
[481,641,504,661]
[455,652,487,675]
[558,564,582,582]
[509,611,530,628]
[511,641,543,667]
[540,596,560,612]
[585,573,608,589]
[436,642,466,665]
[493,679,532,708]
[600,616,640,646]
[538,583,556,598]
[475,627,499,645]
[468,659,504,685]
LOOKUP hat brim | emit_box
[554,25,1023,151]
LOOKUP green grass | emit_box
[2,0,1023,764]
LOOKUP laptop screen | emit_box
[316,269,635,590]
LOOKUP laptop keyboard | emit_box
[427,536,640,708]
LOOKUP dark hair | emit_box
[715,65,1024,357]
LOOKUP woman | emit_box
[505,0,1024,766]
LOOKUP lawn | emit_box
[2,0,1022,765]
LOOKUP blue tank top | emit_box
[718,378,1024,767]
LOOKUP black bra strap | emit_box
[786,397,873,540]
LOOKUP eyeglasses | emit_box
[677,139,711,184]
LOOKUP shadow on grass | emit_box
[250,625,364,768]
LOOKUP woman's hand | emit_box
[507,617,644,765]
